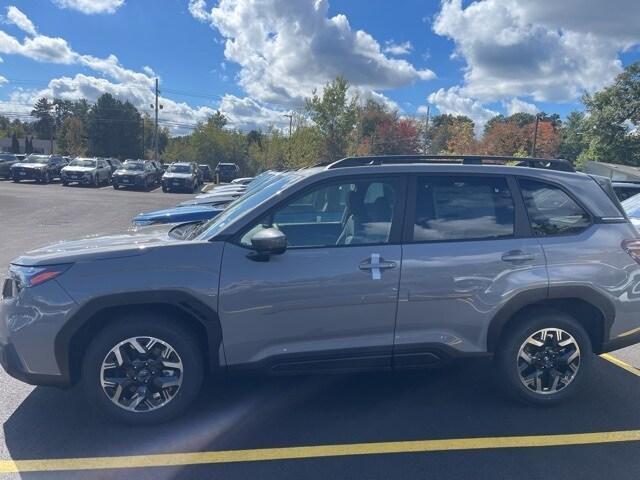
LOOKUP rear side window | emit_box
[412,176,515,242]
[519,179,591,236]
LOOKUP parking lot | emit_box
[1,179,640,479]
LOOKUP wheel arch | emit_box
[55,290,223,385]
[487,286,615,354]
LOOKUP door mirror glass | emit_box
[251,228,287,255]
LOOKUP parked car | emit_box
[112,160,158,190]
[161,162,200,193]
[149,160,165,184]
[214,162,240,183]
[198,164,214,182]
[61,157,112,187]
[132,204,226,227]
[5,155,639,425]
[0,153,18,179]
[10,154,67,183]
[622,194,640,230]
[612,181,640,201]
[104,158,123,175]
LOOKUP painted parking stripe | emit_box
[601,353,640,377]
[2,430,640,474]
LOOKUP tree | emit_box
[305,76,358,161]
[427,114,475,154]
[25,136,33,154]
[445,120,477,154]
[57,117,87,157]
[86,93,142,159]
[558,111,587,162]
[31,97,55,140]
[578,62,640,165]
[11,132,20,154]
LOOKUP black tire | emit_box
[113,184,119,190]
[62,181,69,186]
[42,172,50,184]
[496,309,593,406]
[162,186,168,193]
[13,178,19,183]
[81,314,204,425]
[93,175,99,188]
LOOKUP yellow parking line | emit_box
[601,353,640,377]
[2,430,640,473]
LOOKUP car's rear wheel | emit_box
[162,186,168,193]
[82,315,204,425]
[113,183,119,190]
[496,310,592,405]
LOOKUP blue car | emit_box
[132,204,225,227]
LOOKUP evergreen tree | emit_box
[11,132,20,153]
[31,98,55,140]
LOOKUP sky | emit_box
[0,0,639,135]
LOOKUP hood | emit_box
[12,162,46,169]
[163,172,193,179]
[133,205,224,225]
[114,169,144,176]
[179,193,239,207]
[12,224,180,267]
[195,187,245,198]
[62,166,95,173]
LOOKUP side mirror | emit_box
[250,228,287,257]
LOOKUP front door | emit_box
[218,175,406,371]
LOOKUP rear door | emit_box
[394,174,547,364]
[218,175,406,370]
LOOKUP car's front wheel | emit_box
[82,314,204,425]
[496,310,592,406]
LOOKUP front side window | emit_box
[519,179,590,236]
[240,178,400,248]
[412,176,515,242]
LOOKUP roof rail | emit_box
[326,154,575,172]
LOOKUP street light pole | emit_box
[283,113,293,165]
[154,78,159,162]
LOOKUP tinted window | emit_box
[241,178,399,248]
[519,179,590,236]
[412,176,514,242]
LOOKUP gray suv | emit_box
[3,155,640,424]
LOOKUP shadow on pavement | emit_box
[3,358,640,479]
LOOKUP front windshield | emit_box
[24,155,48,164]
[193,172,301,240]
[622,195,640,217]
[123,163,143,171]
[168,165,191,173]
[69,159,96,168]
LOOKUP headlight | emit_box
[9,264,71,289]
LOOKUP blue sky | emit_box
[1,0,639,134]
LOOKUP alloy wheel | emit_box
[100,336,184,413]
[517,328,580,395]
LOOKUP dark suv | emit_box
[10,154,67,183]
[0,153,18,179]
[214,162,239,183]
[112,160,158,190]
[3,155,640,424]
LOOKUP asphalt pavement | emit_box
[1,179,640,480]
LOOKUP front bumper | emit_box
[114,175,144,187]
[0,340,67,386]
[11,168,45,180]
[62,173,94,185]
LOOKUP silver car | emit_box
[2,155,640,424]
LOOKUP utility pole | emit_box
[154,78,159,162]
[283,113,293,164]
[531,114,540,157]
[141,117,145,159]
[424,105,430,154]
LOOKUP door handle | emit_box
[501,250,535,262]
[359,254,396,280]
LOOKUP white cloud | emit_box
[188,0,211,22]
[433,0,640,103]
[219,95,290,130]
[5,6,37,36]
[383,40,413,56]
[203,0,434,106]
[505,97,538,116]
[0,75,7,86]
[51,0,125,15]
[427,86,498,134]
[0,30,77,64]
